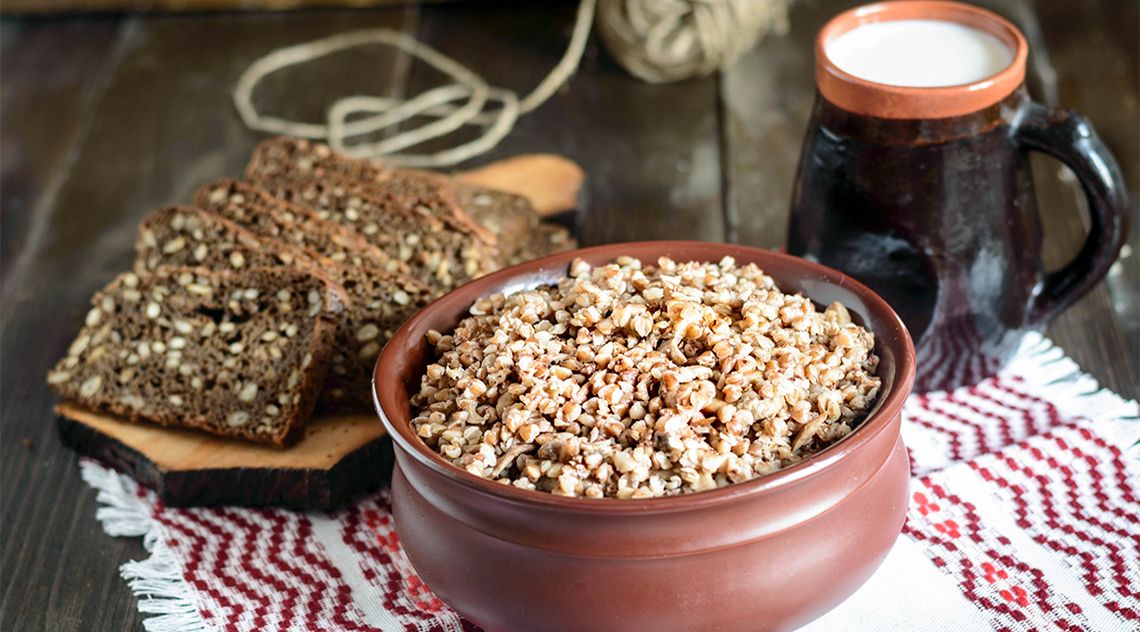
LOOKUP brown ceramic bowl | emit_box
[373,241,915,632]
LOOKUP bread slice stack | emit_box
[48,138,577,446]
[134,205,433,412]
[245,137,574,267]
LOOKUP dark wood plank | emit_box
[722,0,1138,398]
[719,0,830,248]
[0,8,416,630]
[1024,0,1139,398]
[2,2,1136,630]
[2,0,440,16]
[0,21,147,632]
[403,0,725,246]
[0,19,123,297]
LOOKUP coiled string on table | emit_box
[232,0,787,168]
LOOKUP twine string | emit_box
[232,0,785,167]
[597,0,788,84]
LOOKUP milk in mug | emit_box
[826,19,1013,87]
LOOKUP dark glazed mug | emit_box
[787,1,1129,392]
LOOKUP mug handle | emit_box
[1012,101,1130,326]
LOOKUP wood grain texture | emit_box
[0,1,1136,629]
[979,0,1138,399]
[457,154,585,217]
[0,9,415,631]
[1,0,436,16]
[720,0,830,248]
[1025,0,1139,400]
[404,1,725,246]
[0,19,123,297]
[56,404,391,509]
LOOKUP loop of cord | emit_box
[233,0,595,167]
[232,0,785,167]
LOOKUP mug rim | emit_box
[373,241,917,514]
[815,0,1028,120]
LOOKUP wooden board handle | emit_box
[456,154,585,217]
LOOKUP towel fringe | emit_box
[80,460,211,632]
[1004,333,1140,456]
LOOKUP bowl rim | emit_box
[374,240,915,513]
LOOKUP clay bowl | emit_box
[374,241,916,632]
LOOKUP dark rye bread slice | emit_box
[135,205,433,411]
[247,136,538,247]
[507,222,577,266]
[193,179,414,278]
[246,137,497,246]
[452,182,540,247]
[46,266,342,446]
[251,174,500,292]
[135,206,313,275]
[320,265,432,410]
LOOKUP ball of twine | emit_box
[597,0,788,84]
[233,0,787,167]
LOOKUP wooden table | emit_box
[1,1,1135,628]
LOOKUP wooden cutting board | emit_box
[58,403,390,509]
[57,152,584,509]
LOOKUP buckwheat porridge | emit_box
[410,256,881,498]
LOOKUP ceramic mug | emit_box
[786,1,1129,392]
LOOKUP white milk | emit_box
[826,19,1013,87]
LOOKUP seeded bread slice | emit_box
[247,136,537,248]
[46,266,342,446]
[193,179,413,278]
[250,175,500,292]
[135,206,314,275]
[247,137,496,245]
[320,266,432,410]
[453,183,540,247]
[135,205,432,412]
[507,222,577,266]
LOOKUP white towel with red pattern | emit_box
[81,332,1140,631]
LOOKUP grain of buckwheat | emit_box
[410,256,881,498]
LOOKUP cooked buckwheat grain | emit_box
[410,256,881,498]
